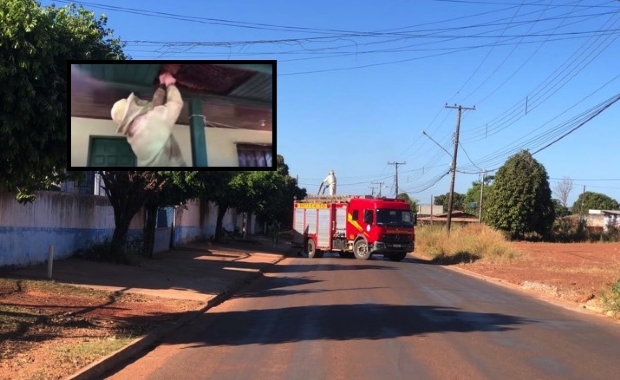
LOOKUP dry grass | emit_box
[541,265,613,275]
[0,278,110,300]
[416,224,521,264]
[0,278,164,380]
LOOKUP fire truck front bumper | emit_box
[372,241,414,253]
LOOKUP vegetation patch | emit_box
[73,236,146,266]
[416,224,520,264]
[0,278,110,301]
[600,278,620,319]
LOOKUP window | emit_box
[237,143,273,168]
[376,209,415,227]
[352,210,359,221]
[363,209,373,224]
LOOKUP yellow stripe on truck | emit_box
[347,213,369,238]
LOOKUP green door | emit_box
[88,137,136,167]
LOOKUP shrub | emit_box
[550,217,589,243]
[603,225,620,242]
[601,278,620,318]
[415,223,520,264]
[73,235,145,266]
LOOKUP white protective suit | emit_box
[111,84,187,167]
[322,170,337,195]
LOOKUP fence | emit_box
[0,191,255,268]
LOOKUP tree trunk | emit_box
[110,215,132,260]
[143,202,158,258]
[169,207,176,250]
[214,204,228,242]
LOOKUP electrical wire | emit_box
[458,92,620,173]
[461,8,620,143]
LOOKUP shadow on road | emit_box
[167,303,537,348]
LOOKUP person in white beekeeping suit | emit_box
[111,72,187,167]
[319,170,337,195]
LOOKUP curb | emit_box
[66,254,285,380]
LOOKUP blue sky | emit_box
[51,0,620,207]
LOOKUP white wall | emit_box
[0,191,143,268]
[70,117,193,167]
[0,191,257,268]
[71,117,273,167]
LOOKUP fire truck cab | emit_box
[292,195,416,262]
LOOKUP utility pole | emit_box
[430,194,434,226]
[388,161,406,197]
[445,103,476,234]
[579,185,586,223]
[369,185,376,196]
[371,181,385,197]
[479,169,486,223]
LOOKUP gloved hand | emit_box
[159,72,177,86]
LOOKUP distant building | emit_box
[588,210,620,232]
[417,204,444,216]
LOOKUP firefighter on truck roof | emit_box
[318,170,337,196]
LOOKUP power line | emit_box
[531,93,620,155]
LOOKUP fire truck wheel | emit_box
[388,252,407,262]
[306,239,323,258]
[353,239,371,260]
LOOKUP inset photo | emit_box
[68,60,275,170]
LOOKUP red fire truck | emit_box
[292,195,417,261]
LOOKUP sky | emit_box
[47,0,620,208]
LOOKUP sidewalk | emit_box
[8,237,292,380]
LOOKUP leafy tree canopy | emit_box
[552,199,571,218]
[397,193,419,214]
[571,191,619,214]
[484,150,555,239]
[0,0,127,202]
[463,176,494,216]
[434,192,465,213]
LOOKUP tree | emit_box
[99,171,165,260]
[397,193,419,214]
[571,191,619,215]
[434,192,465,213]
[553,176,574,207]
[484,150,555,239]
[0,1,127,203]
[232,171,288,223]
[463,175,495,216]
[273,155,307,229]
[552,199,571,218]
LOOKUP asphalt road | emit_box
[106,254,620,380]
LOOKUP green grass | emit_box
[416,223,521,264]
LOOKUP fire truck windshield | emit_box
[375,209,414,227]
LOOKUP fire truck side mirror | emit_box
[413,213,417,226]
